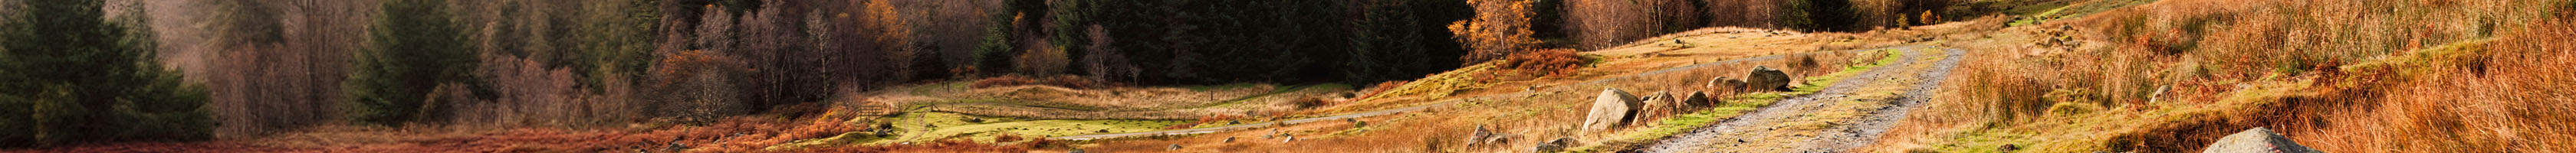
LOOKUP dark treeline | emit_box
[1,0,1963,147]
[57,0,1478,142]
[997,0,1474,84]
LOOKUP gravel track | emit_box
[1634,46,1963,153]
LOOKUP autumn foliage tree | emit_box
[1451,0,1545,65]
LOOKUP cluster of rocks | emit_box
[1464,125,1520,148]
[1585,66,1793,134]
[2036,25,2082,50]
[1436,67,1799,152]
[1260,129,1296,143]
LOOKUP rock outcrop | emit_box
[1747,66,1792,91]
[1683,91,1715,109]
[1467,125,1496,147]
[1532,138,1576,153]
[1582,88,1643,134]
[1635,91,1679,125]
[1708,76,1746,93]
[2203,127,2323,153]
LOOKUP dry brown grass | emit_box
[970,75,1108,89]
[881,82,1349,120]
[1871,0,2576,152]
[20,103,908,152]
[2287,18,2576,153]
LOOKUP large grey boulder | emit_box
[1634,91,1679,125]
[1747,66,1792,92]
[2203,127,2322,153]
[1581,88,1643,134]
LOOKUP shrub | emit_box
[1293,96,1335,109]
[1498,48,1591,77]
[1013,46,1071,75]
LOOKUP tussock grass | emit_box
[1874,0,2576,152]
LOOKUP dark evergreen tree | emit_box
[1,0,216,147]
[347,0,480,125]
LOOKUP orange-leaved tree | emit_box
[1450,0,1543,65]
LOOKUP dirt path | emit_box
[1046,48,1874,141]
[1634,47,1963,153]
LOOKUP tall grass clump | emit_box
[1887,0,2576,152]
[2296,17,2576,153]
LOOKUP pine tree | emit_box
[347,0,479,125]
[1,0,216,147]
